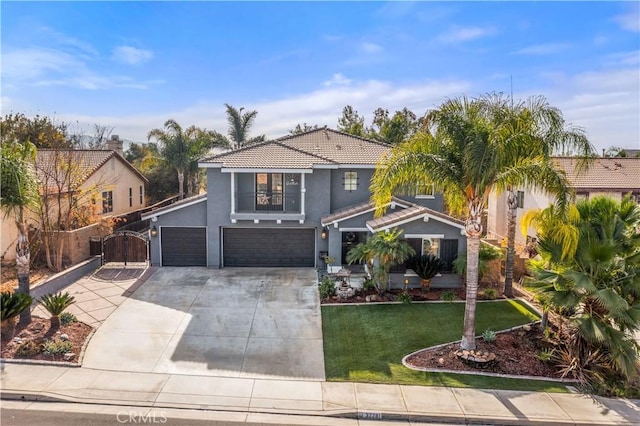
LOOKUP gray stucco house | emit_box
[142,128,466,287]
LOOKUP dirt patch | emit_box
[1,266,54,293]
[405,327,560,378]
[1,317,93,364]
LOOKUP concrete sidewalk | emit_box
[1,363,638,425]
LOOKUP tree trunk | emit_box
[461,198,483,351]
[504,189,518,298]
[50,315,60,331]
[540,309,548,332]
[15,213,32,325]
[177,169,185,200]
[461,235,480,350]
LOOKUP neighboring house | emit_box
[487,157,640,249]
[0,136,148,262]
[142,128,466,287]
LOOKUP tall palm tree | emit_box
[489,95,593,298]
[148,120,222,199]
[1,139,38,325]
[371,94,576,350]
[527,196,640,379]
[220,104,265,149]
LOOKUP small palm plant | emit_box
[1,292,33,341]
[40,292,75,329]
[407,254,445,290]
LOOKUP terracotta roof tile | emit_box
[554,157,640,191]
[201,128,391,168]
[366,204,465,232]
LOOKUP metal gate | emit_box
[102,231,149,265]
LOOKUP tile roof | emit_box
[200,141,334,169]
[201,128,391,169]
[320,196,412,226]
[366,203,465,232]
[553,157,640,191]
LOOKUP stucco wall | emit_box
[87,156,147,217]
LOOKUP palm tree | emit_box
[0,140,38,325]
[347,228,414,295]
[220,104,265,149]
[527,196,640,380]
[489,95,593,298]
[371,94,578,350]
[148,120,223,199]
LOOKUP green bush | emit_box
[536,348,555,363]
[360,277,375,292]
[60,312,78,326]
[481,329,497,342]
[40,292,76,316]
[440,290,456,302]
[16,340,42,357]
[42,339,73,355]
[482,288,498,300]
[396,291,412,304]
[319,276,336,299]
[1,292,33,322]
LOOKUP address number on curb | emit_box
[359,412,383,420]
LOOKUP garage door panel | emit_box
[162,227,207,266]
[223,228,314,267]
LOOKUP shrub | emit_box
[536,348,555,363]
[406,254,445,280]
[42,339,73,356]
[440,290,456,302]
[482,288,498,300]
[40,292,75,329]
[16,340,42,357]
[319,276,335,299]
[481,329,497,342]
[60,312,78,326]
[360,277,375,292]
[396,291,412,304]
[1,292,33,322]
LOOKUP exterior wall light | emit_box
[321,228,327,240]
[150,225,158,237]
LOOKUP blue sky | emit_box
[2,1,639,151]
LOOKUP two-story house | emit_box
[486,156,640,249]
[142,128,466,286]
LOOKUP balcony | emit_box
[231,191,304,223]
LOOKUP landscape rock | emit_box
[63,352,75,361]
[60,334,69,341]
[438,357,444,366]
[523,324,532,332]
[32,323,44,332]
[12,337,22,344]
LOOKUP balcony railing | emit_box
[235,191,301,213]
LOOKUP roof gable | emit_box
[200,128,391,169]
[321,196,412,226]
[366,203,465,233]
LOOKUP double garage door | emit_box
[223,228,315,267]
[160,227,315,267]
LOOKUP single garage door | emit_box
[161,227,207,266]
[223,228,315,267]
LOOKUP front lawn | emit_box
[322,300,567,392]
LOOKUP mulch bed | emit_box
[322,287,468,304]
[405,327,560,378]
[1,317,93,364]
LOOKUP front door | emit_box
[256,173,283,211]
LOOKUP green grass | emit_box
[322,300,567,393]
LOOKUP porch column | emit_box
[300,173,306,217]
[230,172,235,214]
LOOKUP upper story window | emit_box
[517,191,525,208]
[139,186,143,204]
[343,171,358,192]
[416,182,435,198]
[422,237,440,257]
[102,191,113,214]
[129,187,133,207]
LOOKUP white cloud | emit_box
[112,46,154,65]
[613,5,640,32]
[361,42,383,54]
[323,73,352,87]
[513,43,572,55]
[437,25,498,43]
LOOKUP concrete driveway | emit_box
[82,267,325,381]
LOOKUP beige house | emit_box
[1,137,147,263]
[486,157,640,250]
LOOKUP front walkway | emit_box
[32,265,153,328]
